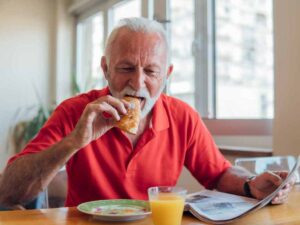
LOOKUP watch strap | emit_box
[244,176,256,198]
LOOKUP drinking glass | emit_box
[148,186,187,225]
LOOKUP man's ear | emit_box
[101,56,108,79]
[166,64,173,79]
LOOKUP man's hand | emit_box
[249,171,296,204]
[69,95,131,149]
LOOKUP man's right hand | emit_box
[69,95,130,149]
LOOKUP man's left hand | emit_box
[249,171,296,204]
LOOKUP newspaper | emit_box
[185,156,300,224]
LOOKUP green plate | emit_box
[77,199,151,222]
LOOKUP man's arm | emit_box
[0,95,130,207]
[0,135,77,206]
[216,166,252,196]
[216,166,295,204]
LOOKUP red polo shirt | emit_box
[9,87,231,206]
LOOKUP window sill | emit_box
[203,119,273,136]
[219,145,272,157]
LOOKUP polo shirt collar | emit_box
[151,95,169,131]
[103,87,110,95]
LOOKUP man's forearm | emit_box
[0,135,78,206]
[216,166,254,196]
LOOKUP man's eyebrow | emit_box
[115,61,161,69]
[146,64,161,69]
[116,60,134,66]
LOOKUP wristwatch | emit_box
[244,176,256,198]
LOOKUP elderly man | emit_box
[0,18,294,208]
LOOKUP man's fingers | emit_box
[99,102,121,121]
[271,195,288,204]
[87,101,121,121]
[90,96,131,121]
[264,171,283,186]
[271,183,292,204]
[121,99,132,109]
[273,171,289,180]
[288,174,297,185]
[271,191,289,204]
[102,95,127,115]
[272,171,296,190]
[282,183,291,191]
[252,170,295,204]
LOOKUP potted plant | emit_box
[11,104,53,153]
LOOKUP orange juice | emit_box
[150,194,185,225]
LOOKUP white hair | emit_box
[104,17,169,65]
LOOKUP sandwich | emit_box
[115,96,141,134]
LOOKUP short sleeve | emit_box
[184,117,232,189]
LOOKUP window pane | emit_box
[76,12,105,92]
[111,0,141,26]
[215,0,274,119]
[169,0,195,108]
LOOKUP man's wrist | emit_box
[63,133,82,152]
[244,176,256,198]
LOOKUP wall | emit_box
[0,0,55,169]
[273,0,300,156]
[54,0,75,104]
[0,0,74,170]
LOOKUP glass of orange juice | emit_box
[148,186,187,225]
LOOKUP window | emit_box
[75,0,141,93]
[169,0,195,107]
[111,0,141,26]
[215,0,274,119]
[76,12,105,92]
[168,0,274,121]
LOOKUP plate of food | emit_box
[77,199,151,222]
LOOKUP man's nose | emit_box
[129,68,146,90]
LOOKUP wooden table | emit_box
[1,185,300,225]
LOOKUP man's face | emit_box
[101,28,172,118]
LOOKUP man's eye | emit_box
[119,67,134,72]
[145,69,159,76]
